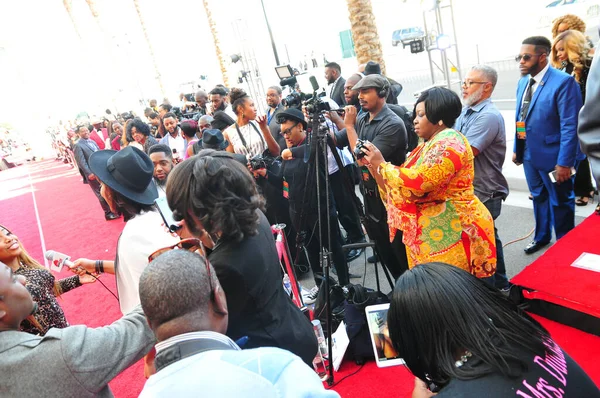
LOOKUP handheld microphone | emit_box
[44,250,75,271]
[309,76,319,92]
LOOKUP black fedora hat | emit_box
[199,129,229,150]
[276,108,307,129]
[89,146,158,205]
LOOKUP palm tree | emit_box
[202,0,230,86]
[62,0,82,40]
[346,0,386,75]
[133,0,166,97]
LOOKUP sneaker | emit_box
[302,286,319,305]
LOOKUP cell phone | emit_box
[154,197,182,233]
[549,167,576,183]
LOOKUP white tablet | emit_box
[365,303,405,368]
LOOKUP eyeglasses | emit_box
[461,80,489,88]
[280,122,299,136]
[148,238,214,295]
[515,53,545,62]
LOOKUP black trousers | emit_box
[330,167,365,243]
[88,177,112,216]
[362,193,408,280]
[292,210,349,286]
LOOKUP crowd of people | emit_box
[3,12,600,397]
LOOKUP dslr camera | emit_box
[354,139,367,160]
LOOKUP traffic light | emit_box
[410,39,424,54]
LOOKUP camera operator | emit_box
[333,74,409,279]
[256,109,350,295]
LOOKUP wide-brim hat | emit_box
[198,129,229,150]
[276,108,307,129]
[89,146,158,205]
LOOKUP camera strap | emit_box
[235,122,266,154]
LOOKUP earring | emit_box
[438,120,443,126]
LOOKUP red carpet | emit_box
[1,159,599,397]
[512,214,600,318]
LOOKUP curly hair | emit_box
[551,30,592,83]
[551,14,586,38]
[166,150,265,243]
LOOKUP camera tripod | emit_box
[294,106,395,384]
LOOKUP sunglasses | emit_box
[280,122,299,137]
[148,238,214,295]
[515,53,545,62]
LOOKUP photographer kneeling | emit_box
[257,109,350,299]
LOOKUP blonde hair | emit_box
[121,120,130,148]
[551,14,586,38]
[551,30,592,83]
[0,225,62,297]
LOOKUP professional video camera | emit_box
[275,64,308,109]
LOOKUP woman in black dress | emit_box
[0,225,95,335]
[166,151,318,366]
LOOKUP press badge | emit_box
[361,166,370,182]
[516,121,526,139]
[283,179,289,199]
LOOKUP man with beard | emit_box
[208,86,236,119]
[343,73,364,109]
[454,65,510,291]
[266,86,285,149]
[159,112,185,161]
[325,62,346,107]
[148,144,173,198]
[513,36,582,255]
[336,75,409,279]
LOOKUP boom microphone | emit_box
[309,76,319,92]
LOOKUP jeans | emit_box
[484,196,509,289]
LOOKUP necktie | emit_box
[520,77,536,121]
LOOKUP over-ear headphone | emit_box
[377,80,390,98]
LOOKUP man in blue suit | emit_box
[513,36,582,254]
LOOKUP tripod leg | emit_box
[374,248,395,290]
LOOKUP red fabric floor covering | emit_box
[511,213,600,317]
[2,160,599,397]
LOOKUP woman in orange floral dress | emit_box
[360,87,496,278]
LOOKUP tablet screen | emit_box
[366,305,403,364]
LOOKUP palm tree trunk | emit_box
[346,0,386,75]
[202,0,230,87]
[62,0,82,40]
[133,0,166,96]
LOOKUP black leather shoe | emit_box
[105,213,120,221]
[524,240,550,254]
[346,248,364,262]
[367,255,376,264]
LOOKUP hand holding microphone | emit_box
[44,250,97,284]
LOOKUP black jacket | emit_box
[208,210,318,365]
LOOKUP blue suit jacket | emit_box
[514,66,582,171]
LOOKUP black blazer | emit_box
[73,139,99,179]
[330,77,346,107]
[267,103,286,151]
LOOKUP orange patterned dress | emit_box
[378,128,496,277]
